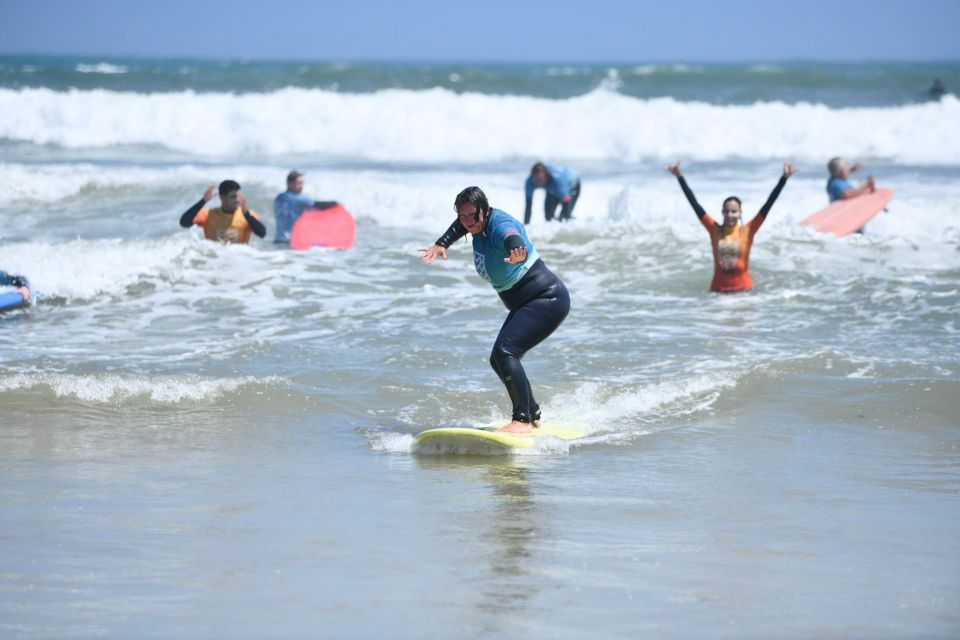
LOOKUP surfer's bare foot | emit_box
[495,421,534,434]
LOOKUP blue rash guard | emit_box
[273,191,316,243]
[826,177,854,203]
[525,164,579,201]
[471,209,540,292]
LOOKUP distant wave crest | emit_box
[1,87,958,164]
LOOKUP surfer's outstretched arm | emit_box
[756,163,796,219]
[418,219,468,264]
[667,161,706,219]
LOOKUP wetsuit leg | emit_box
[544,193,559,222]
[559,181,581,221]
[491,261,570,422]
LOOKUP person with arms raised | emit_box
[668,161,796,292]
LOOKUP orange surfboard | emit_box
[800,188,893,237]
[290,205,356,250]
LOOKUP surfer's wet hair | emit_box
[827,157,843,177]
[530,162,549,177]
[722,196,742,209]
[454,186,490,216]
[218,179,241,196]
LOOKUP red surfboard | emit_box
[800,188,893,237]
[290,205,356,250]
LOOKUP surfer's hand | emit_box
[237,193,249,211]
[783,163,797,178]
[504,246,527,264]
[17,286,30,301]
[203,185,217,202]
[866,176,876,192]
[852,162,864,173]
[667,161,682,177]
[418,245,447,264]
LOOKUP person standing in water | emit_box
[668,161,796,292]
[179,180,266,244]
[524,162,581,224]
[826,157,875,203]
[273,170,339,244]
[419,186,570,434]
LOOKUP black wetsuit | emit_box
[435,214,570,423]
[492,259,570,422]
[545,179,581,222]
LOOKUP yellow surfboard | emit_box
[414,423,584,452]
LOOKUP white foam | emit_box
[0,372,280,404]
[0,236,189,300]
[75,63,128,74]
[2,87,958,164]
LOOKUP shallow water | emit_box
[1,58,959,638]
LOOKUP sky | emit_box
[1,0,958,63]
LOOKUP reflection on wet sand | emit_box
[414,456,559,635]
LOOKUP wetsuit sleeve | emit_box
[524,197,533,224]
[244,210,267,238]
[312,201,338,210]
[0,271,10,287]
[756,175,789,219]
[434,219,468,249]
[180,198,206,227]
[676,176,706,219]
[503,232,525,252]
[524,176,535,200]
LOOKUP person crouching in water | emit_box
[419,186,570,434]
[668,161,796,292]
[524,162,581,224]
[179,180,266,244]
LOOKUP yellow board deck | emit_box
[414,424,584,451]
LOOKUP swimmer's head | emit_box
[287,170,304,193]
[828,157,849,178]
[218,179,241,211]
[721,196,742,225]
[530,162,550,187]
[454,186,490,235]
[219,179,241,196]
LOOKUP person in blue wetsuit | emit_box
[273,170,339,243]
[826,157,875,203]
[0,270,31,308]
[419,186,570,434]
[524,162,581,224]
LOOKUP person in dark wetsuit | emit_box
[929,78,947,99]
[668,161,796,292]
[419,186,570,434]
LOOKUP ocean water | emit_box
[1,56,959,639]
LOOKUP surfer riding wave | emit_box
[419,186,570,434]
